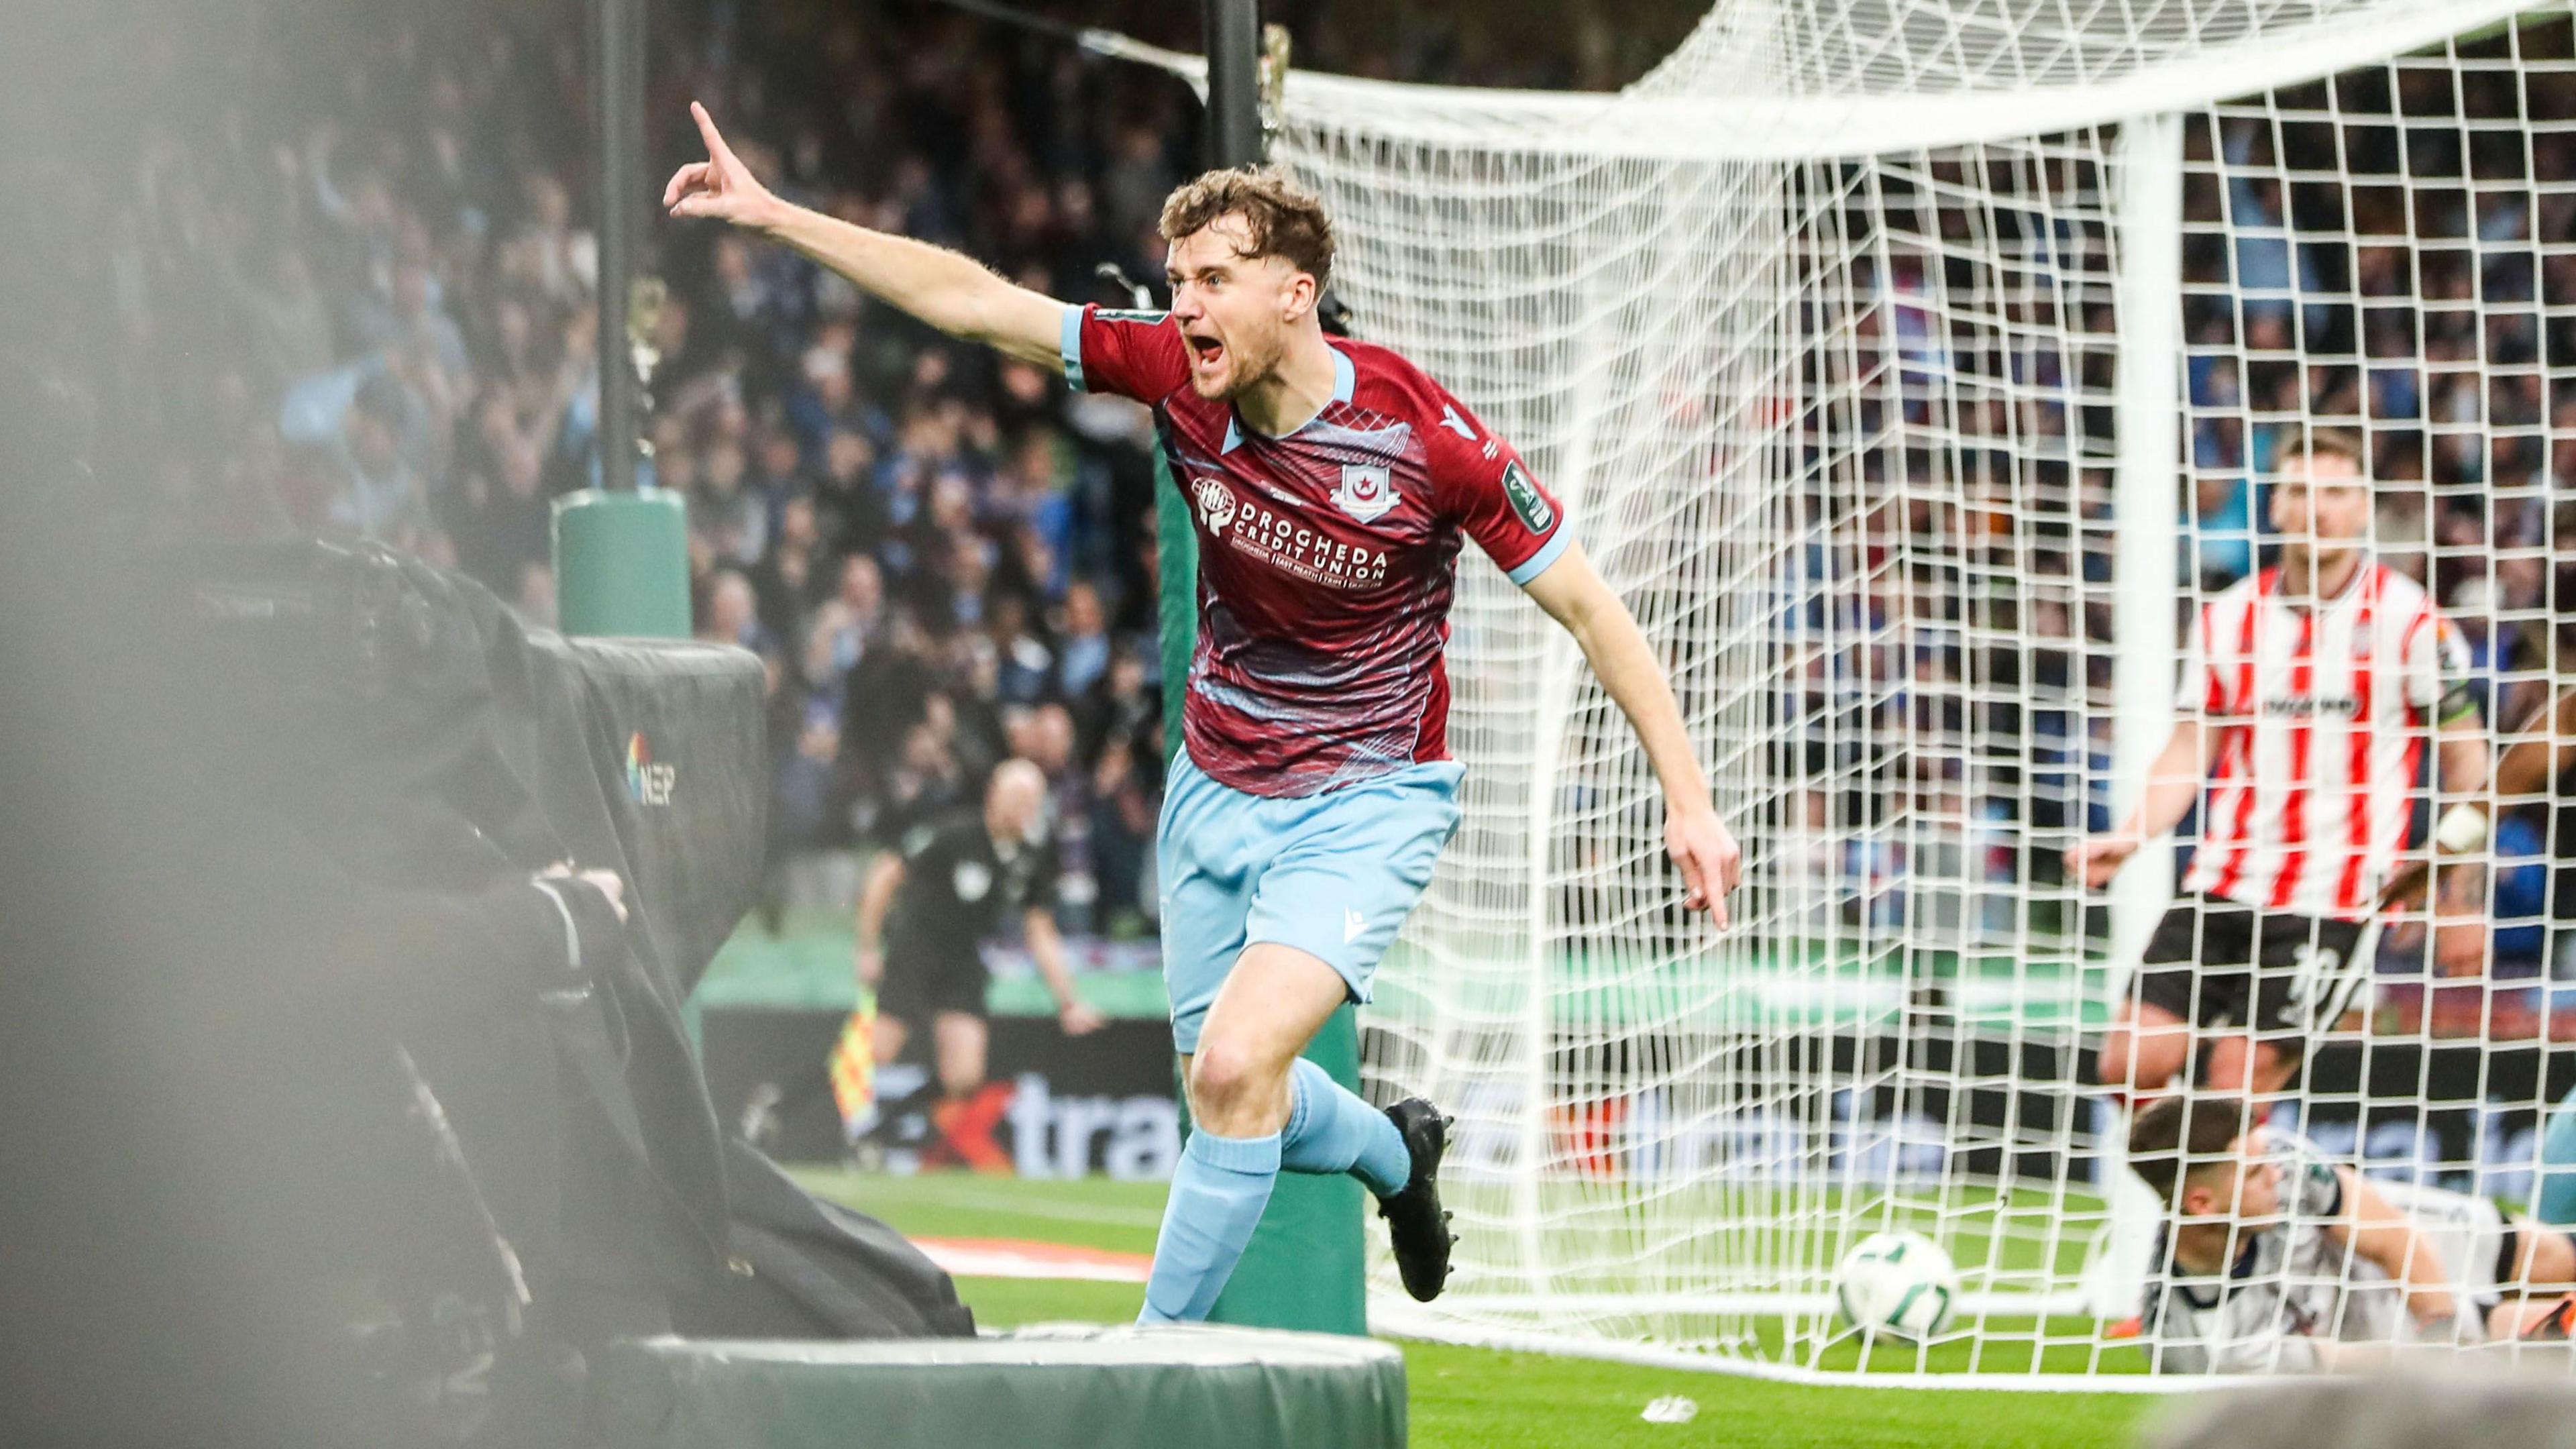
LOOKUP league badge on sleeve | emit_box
[1501,460,1555,533]
[1334,464,1400,523]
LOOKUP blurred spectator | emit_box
[1056,580,1113,699]
[327,370,431,542]
[699,569,769,656]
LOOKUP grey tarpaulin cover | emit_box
[172,541,971,1350]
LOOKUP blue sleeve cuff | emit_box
[1505,528,1572,586]
[1060,305,1087,392]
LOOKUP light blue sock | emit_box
[1279,1057,1413,1198]
[1138,1126,1281,1323]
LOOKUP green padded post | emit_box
[594,1328,1407,1449]
[553,488,691,639]
[1156,449,1371,1338]
[1155,451,1199,755]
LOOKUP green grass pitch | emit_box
[796,1169,2159,1449]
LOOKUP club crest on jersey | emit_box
[1191,475,1238,535]
[1333,464,1399,523]
[953,861,991,902]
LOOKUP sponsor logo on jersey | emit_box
[1501,460,1554,534]
[1332,464,1399,523]
[1220,496,1391,588]
[1438,403,1477,440]
[2261,694,2362,720]
[1191,474,1238,535]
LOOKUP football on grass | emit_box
[1833,1230,1959,1340]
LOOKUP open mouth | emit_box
[1185,331,1224,368]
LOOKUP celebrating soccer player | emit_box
[2068,429,2487,1099]
[667,104,1742,1320]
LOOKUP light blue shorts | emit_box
[1157,749,1464,1055]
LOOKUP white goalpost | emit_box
[1265,0,2576,1385]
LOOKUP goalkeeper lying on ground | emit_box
[2128,1093,2576,1373]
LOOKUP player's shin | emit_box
[1137,1126,1281,1323]
[1278,1057,1411,1197]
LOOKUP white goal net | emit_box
[1271,0,2576,1385]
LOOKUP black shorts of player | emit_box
[874,941,989,1025]
[2132,892,2370,1039]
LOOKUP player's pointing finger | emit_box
[690,101,740,169]
[1696,847,1729,926]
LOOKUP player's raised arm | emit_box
[1519,540,1743,925]
[665,101,1065,370]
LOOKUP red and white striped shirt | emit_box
[2179,562,2472,921]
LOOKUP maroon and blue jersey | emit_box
[1061,303,1571,799]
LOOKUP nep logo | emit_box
[625,731,677,806]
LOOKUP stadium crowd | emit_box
[60,0,1706,938]
[68,1,1220,932]
[53,0,2576,1018]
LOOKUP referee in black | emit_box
[855,759,1103,1165]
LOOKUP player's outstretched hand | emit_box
[1059,1001,1108,1037]
[2065,836,2138,890]
[665,101,780,229]
[1668,806,1743,928]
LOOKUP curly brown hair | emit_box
[1158,168,1336,289]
